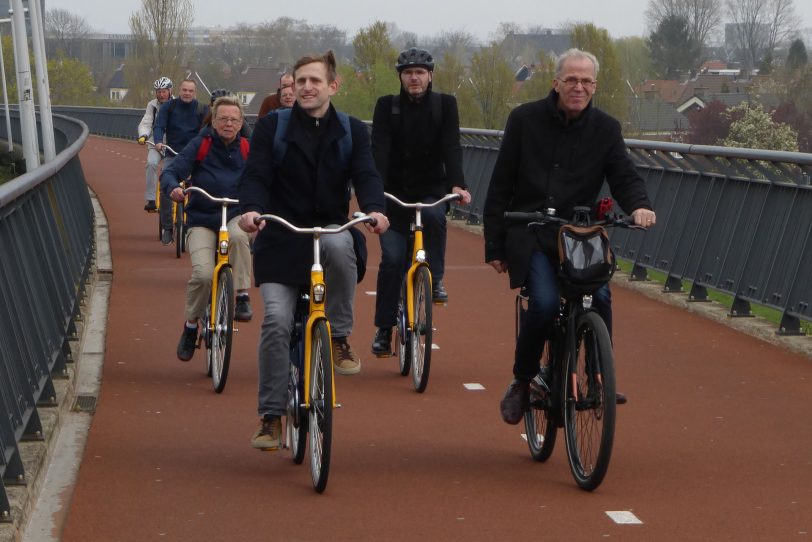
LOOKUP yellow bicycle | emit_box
[146,141,185,256]
[384,192,461,393]
[254,212,377,493]
[184,185,239,393]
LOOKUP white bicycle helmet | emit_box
[153,77,173,90]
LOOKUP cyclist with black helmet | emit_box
[370,47,471,357]
[137,76,173,212]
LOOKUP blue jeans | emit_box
[513,251,612,380]
[373,199,447,328]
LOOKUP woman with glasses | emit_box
[161,96,255,362]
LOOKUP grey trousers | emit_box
[145,147,161,201]
[257,229,356,417]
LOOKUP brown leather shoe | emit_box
[500,379,530,425]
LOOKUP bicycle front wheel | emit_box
[411,266,433,393]
[309,319,333,493]
[563,311,616,491]
[524,340,558,462]
[174,202,185,258]
[210,266,234,394]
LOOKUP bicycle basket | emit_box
[557,224,615,295]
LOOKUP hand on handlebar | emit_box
[170,186,185,203]
[631,208,656,228]
[365,212,389,234]
[453,186,472,205]
[240,211,262,233]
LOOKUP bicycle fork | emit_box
[302,238,337,409]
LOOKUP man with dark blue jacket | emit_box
[161,96,252,362]
[153,78,209,245]
[238,50,389,451]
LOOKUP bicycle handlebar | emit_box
[184,185,239,205]
[504,210,644,230]
[384,192,461,209]
[145,140,178,156]
[253,213,378,234]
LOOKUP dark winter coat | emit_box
[160,127,248,231]
[153,98,209,152]
[239,103,386,286]
[371,89,466,231]
[483,89,653,289]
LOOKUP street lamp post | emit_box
[9,0,39,170]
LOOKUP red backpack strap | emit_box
[239,137,249,160]
[195,136,212,163]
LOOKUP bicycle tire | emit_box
[201,306,213,377]
[524,341,558,462]
[174,202,185,258]
[411,266,433,393]
[309,319,332,493]
[563,310,616,491]
[396,279,411,377]
[287,314,308,464]
[210,266,234,394]
[287,359,307,465]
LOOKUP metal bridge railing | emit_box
[0,112,92,521]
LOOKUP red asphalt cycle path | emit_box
[60,136,812,541]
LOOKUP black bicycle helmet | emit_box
[209,88,231,104]
[396,48,435,72]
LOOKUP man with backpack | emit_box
[137,77,173,212]
[369,47,471,358]
[238,50,389,451]
[153,78,210,245]
[160,95,253,362]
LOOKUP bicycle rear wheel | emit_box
[309,319,332,493]
[524,341,558,462]
[174,202,185,258]
[201,306,213,377]
[563,310,616,491]
[396,279,411,377]
[411,266,433,393]
[210,266,234,394]
[287,314,308,464]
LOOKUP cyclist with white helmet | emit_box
[137,77,173,212]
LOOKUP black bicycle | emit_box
[507,206,642,491]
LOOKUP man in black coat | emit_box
[238,51,389,451]
[483,48,657,425]
[369,47,472,357]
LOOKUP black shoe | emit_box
[371,327,393,357]
[616,392,627,405]
[177,325,198,361]
[161,229,173,245]
[432,280,448,304]
[500,379,529,425]
[144,200,157,212]
[235,295,253,322]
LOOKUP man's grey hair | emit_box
[555,49,600,78]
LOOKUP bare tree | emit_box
[645,0,722,50]
[126,0,195,106]
[44,8,92,57]
[726,0,799,69]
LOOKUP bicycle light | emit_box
[312,283,326,303]
[219,240,229,255]
[416,249,427,263]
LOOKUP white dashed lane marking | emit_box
[463,383,485,390]
[605,511,643,525]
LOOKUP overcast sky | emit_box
[44,0,812,43]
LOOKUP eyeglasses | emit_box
[216,117,242,125]
[558,77,597,88]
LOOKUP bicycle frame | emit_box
[184,186,239,335]
[255,213,376,409]
[384,192,460,327]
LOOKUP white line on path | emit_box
[463,383,485,390]
[605,511,643,525]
